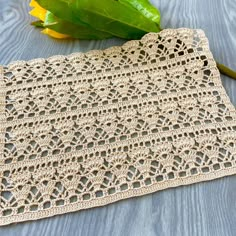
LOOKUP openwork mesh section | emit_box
[0,29,236,225]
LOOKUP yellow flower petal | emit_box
[29,0,47,21]
[29,8,47,21]
[41,28,70,39]
[29,0,39,8]
[30,0,70,39]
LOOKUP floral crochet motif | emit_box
[0,29,236,226]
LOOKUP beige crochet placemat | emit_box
[0,28,236,226]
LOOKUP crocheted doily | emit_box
[0,29,236,225]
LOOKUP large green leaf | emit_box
[36,0,160,39]
[44,11,112,39]
[118,0,161,25]
[37,0,86,25]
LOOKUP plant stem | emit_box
[216,62,236,80]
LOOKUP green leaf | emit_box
[44,11,113,39]
[118,0,161,25]
[31,20,44,28]
[36,0,86,25]
[36,0,160,39]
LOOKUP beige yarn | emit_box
[0,29,236,226]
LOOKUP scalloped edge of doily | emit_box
[6,28,205,67]
[0,166,235,226]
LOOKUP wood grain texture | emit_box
[0,0,236,235]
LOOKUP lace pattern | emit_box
[0,28,236,225]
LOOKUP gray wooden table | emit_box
[0,0,236,235]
